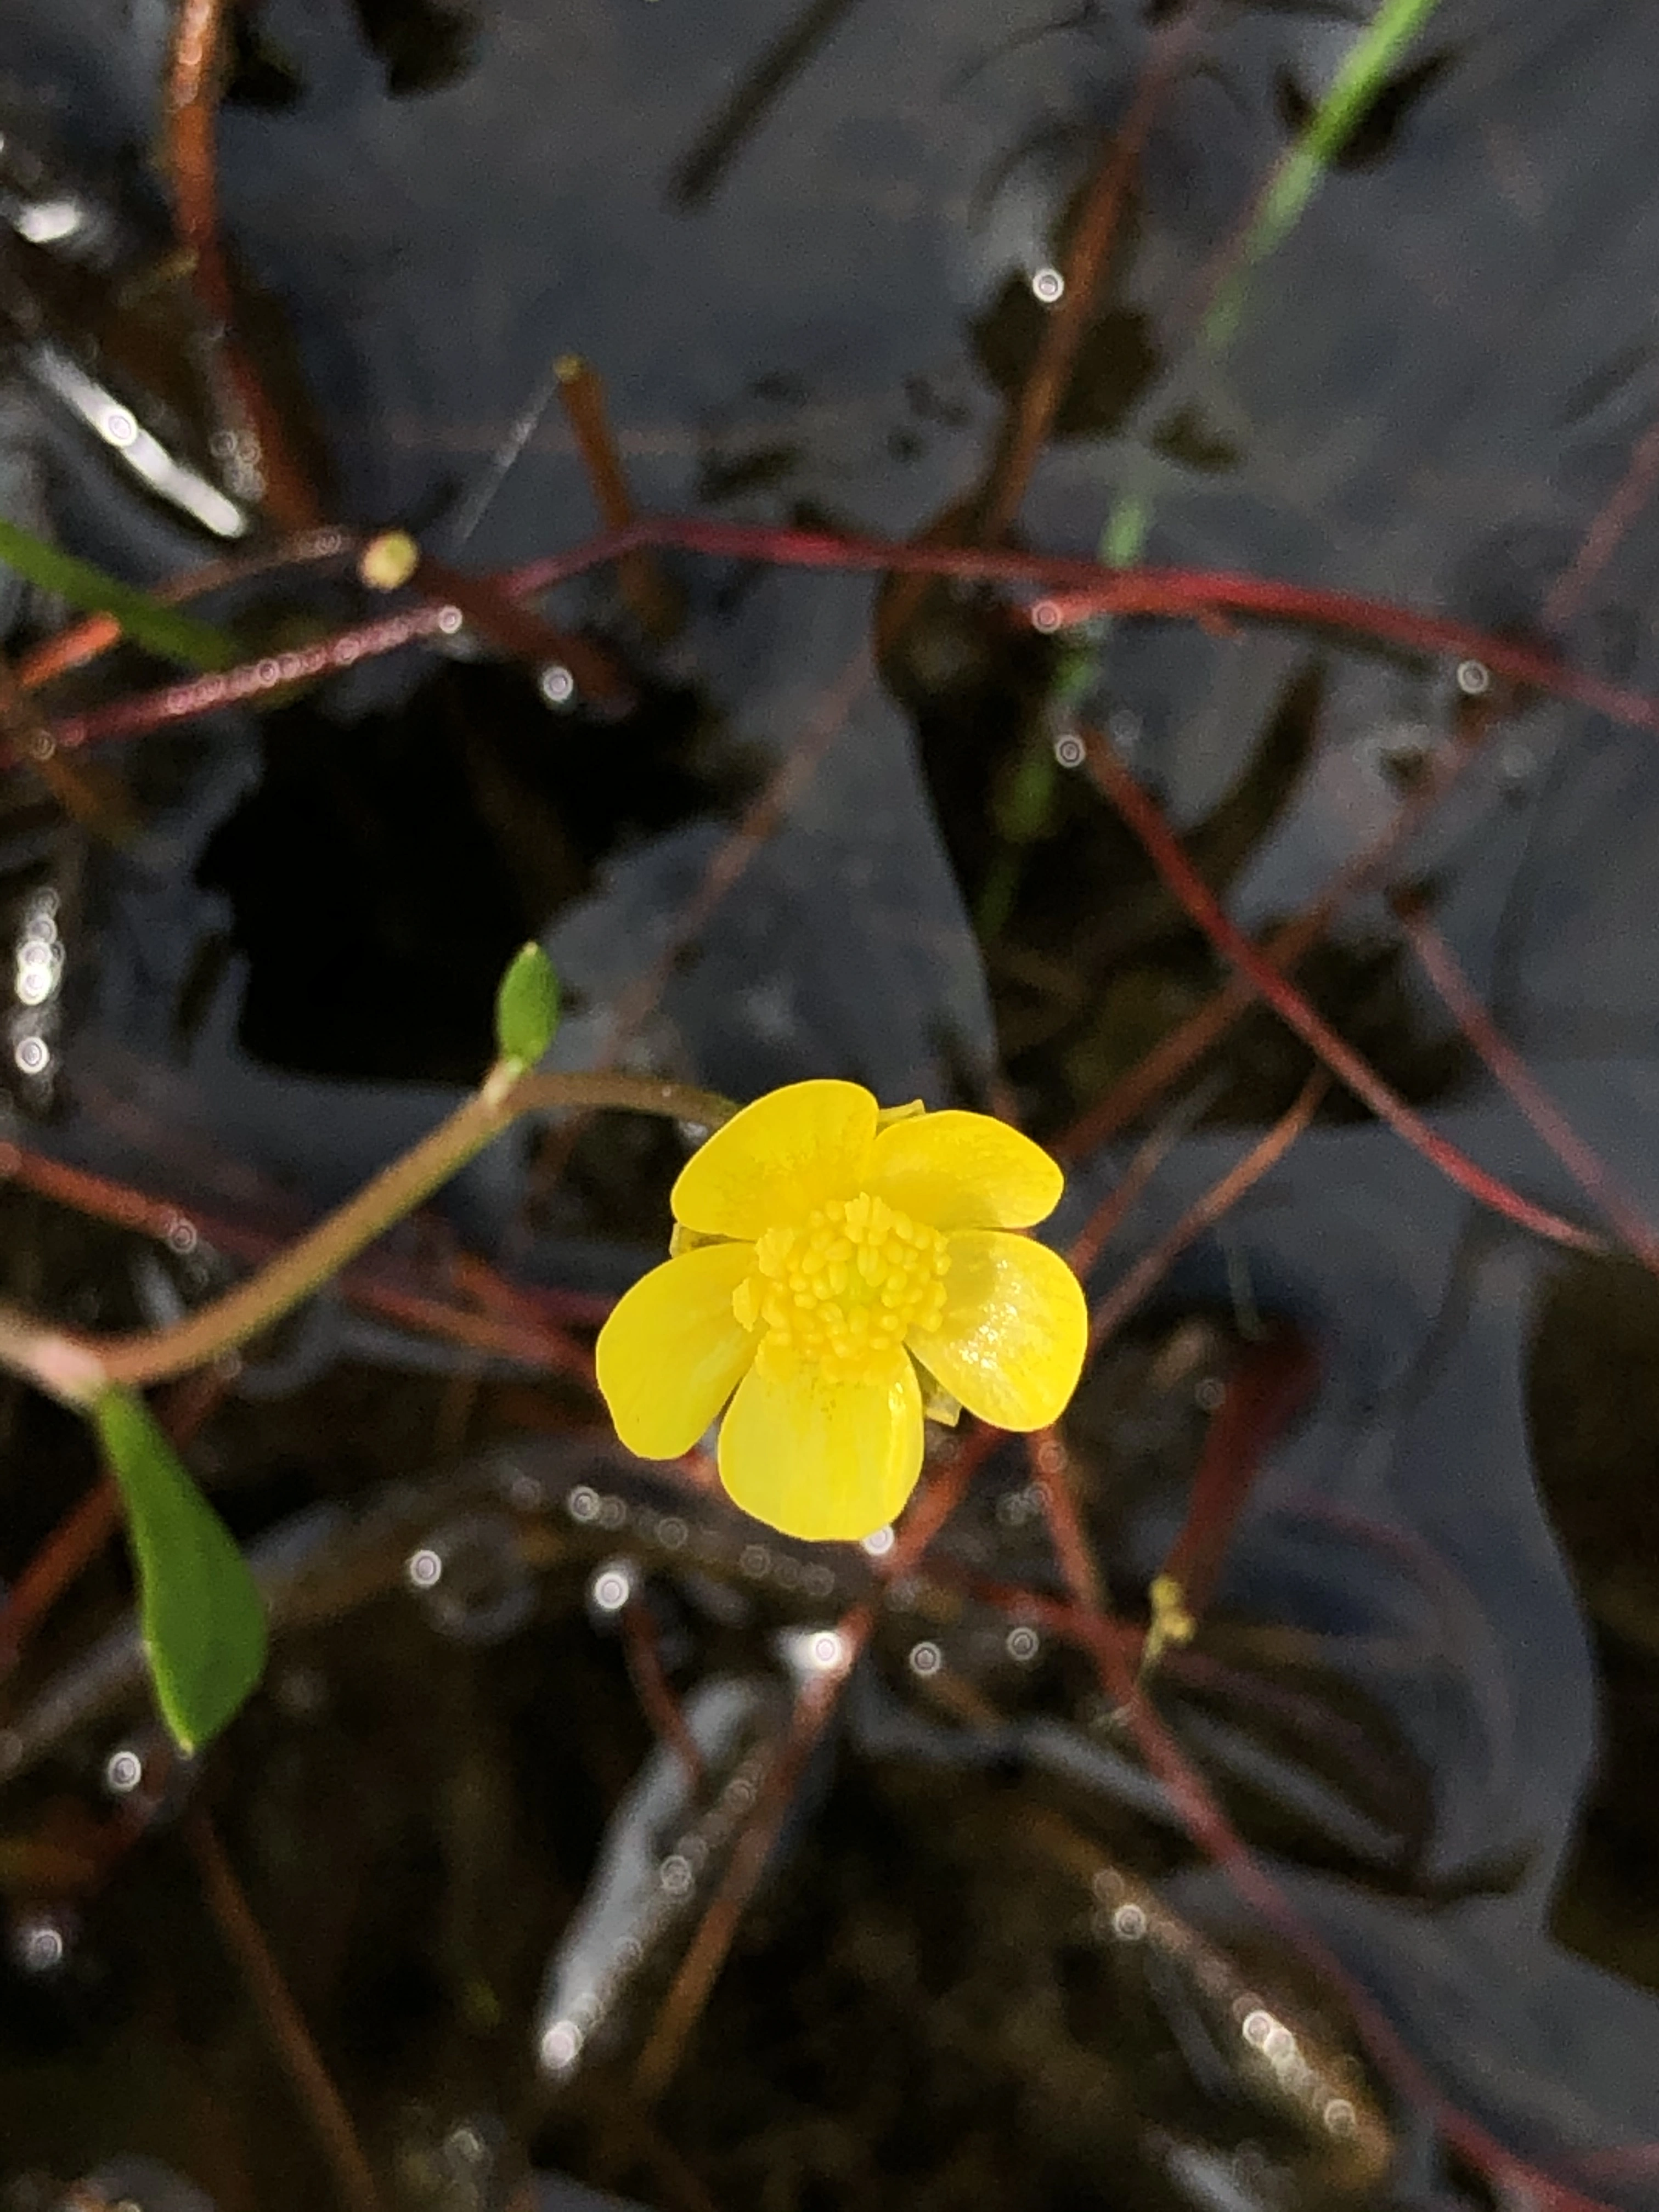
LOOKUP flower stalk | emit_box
[0,1066,736,1406]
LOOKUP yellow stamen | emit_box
[737,1195,949,1384]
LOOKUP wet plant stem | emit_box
[186,1807,386,2212]
[0,1068,734,1405]
[36,519,1659,763]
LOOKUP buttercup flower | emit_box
[596,1080,1087,1542]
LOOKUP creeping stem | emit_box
[0,1069,736,1403]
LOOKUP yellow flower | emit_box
[595,1080,1087,1542]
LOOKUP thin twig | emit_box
[14,529,358,693]
[185,1809,385,2212]
[410,549,635,706]
[622,1595,707,1793]
[1080,728,1601,1251]
[554,356,678,635]
[632,1605,873,2103]
[1394,891,1659,1272]
[0,1139,596,1381]
[1086,1073,1329,1355]
[0,1071,734,1401]
[1054,690,1505,1159]
[36,523,1659,760]
[978,4,1205,544]
[1079,1612,1616,2212]
[163,0,323,529]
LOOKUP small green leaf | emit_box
[92,1386,267,1752]
[494,941,560,1068]
[0,515,239,671]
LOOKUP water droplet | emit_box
[659,1854,693,1895]
[1456,658,1491,696]
[1111,1901,1148,1942]
[859,1524,895,1558]
[539,2018,583,2073]
[411,1514,535,1643]
[12,1913,66,1973]
[1031,266,1065,303]
[1052,732,1084,768]
[406,1547,443,1591]
[1005,1624,1040,1664]
[568,1485,601,1523]
[538,663,576,707]
[589,1560,634,1615]
[104,1747,143,1795]
[908,1640,942,1677]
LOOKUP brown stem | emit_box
[164,0,323,529]
[0,1070,734,1402]
[1080,727,1601,1251]
[185,1809,385,2212]
[554,356,679,636]
[978,6,1205,545]
[1086,1072,1327,1355]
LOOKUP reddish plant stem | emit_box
[186,1809,385,2212]
[1086,1073,1328,1355]
[554,355,678,636]
[37,524,1659,761]
[0,654,139,843]
[1054,692,1505,1160]
[1155,1327,1317,1626]
[504,518,1659,735]
[1065,1082,1216,1277]
[1394,891,1659,1273]
[1546,408,1659,631]
[0,1139,597,1383]
[163,0,323,530]
[14,529,358,693]
[1082,1613,1615,2212]
[0,1359,232,1677]
[410,551,635,707]
[621,1595,707,1795]
[632,1602,874,2104]
[1025,1425,1105,1611]
[628,1418,1003,2102]
[0,1477,119,1675]
[979,5,1204,544]
[1020,1356,1617,2212]
[1080,729,1602,1252]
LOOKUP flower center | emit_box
[732,1191,950,1384]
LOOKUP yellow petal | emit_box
[865,1109,1064,1231]
[718,1345,923,1542]
[670,1079,877,1241]
[596,1243,757,1459]
[906,1231,1086,1430]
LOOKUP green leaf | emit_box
[494,941,560,1068]
[92,1386,267,1752]
[0,515,240,671]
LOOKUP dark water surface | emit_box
[0,0,1658,2205]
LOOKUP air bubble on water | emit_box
[408,1513,534,1643]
